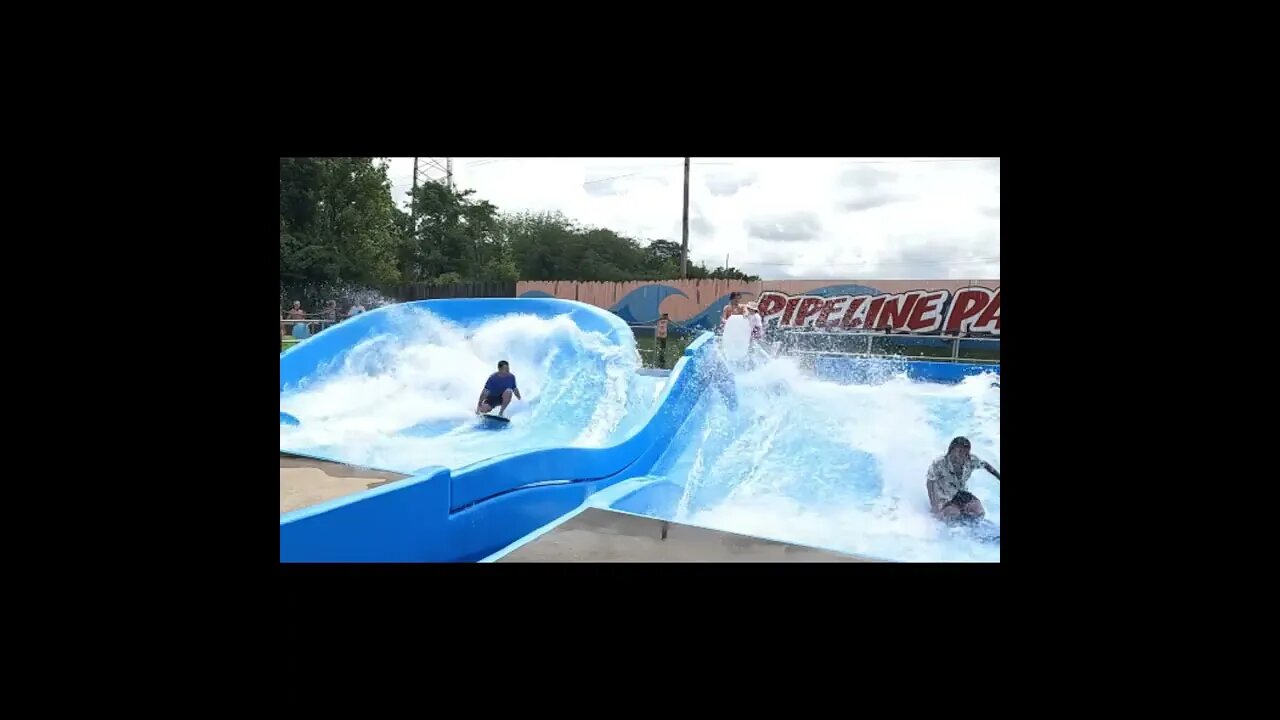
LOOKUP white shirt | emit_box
[926,454,985,507]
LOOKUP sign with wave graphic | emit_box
[518,279,999,335]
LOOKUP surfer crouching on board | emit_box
[477,360,521,416]
[926,436,1000,521]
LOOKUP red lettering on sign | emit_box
[820,296,850,326]
[972,289,1000,334]
[781,296,801,325]
[841,296,869,328]
[866,297,886,329]
[905,290,948,332]
[878,292,921,330]
[747,286,997,333]
[757,292,786,321]
[944,288,993,333]
[794,297,823,326]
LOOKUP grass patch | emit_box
[634,332,695,369]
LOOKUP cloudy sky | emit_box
[378,157,999,280]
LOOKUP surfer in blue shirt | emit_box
[476,360,521,416]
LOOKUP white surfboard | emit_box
[721,314,752,363]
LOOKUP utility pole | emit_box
[681,157,690,278]
[411,157,420,236]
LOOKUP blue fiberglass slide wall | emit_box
[483,353,1001,562]
[280,300,996,562]
[279,297,719,562]
[280,297,632,395]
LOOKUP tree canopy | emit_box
[280,157,759,306]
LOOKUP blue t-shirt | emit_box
[484,372,517,396]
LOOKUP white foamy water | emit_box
[652,354,1001,562]
[279,307,663,473]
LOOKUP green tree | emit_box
[282,159,759,298]
[498,210,761,282]
[404,181,507,282]
[279,157,403,301]
[502,211,582,280]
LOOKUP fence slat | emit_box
[394,281,516,302]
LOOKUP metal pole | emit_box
[411,156,419,236]
[681,157,690,278]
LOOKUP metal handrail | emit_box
[790,350,999,365]
[780,329,999,363]
[782,329,1000,341]
[280,318,336,326]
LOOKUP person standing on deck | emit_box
[746,302,763,341]
[656,313,669,367]
[720,292,748,327]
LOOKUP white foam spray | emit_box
[280,306,660,473]
[657,352,1000,562]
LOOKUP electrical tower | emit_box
[412,157,453,195]
[410,157,453,234]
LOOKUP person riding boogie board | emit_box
[476,360,521,417]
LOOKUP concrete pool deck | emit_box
[280,454,409,514]
[494,508,879,562]
[281,458,882,562]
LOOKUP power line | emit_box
[733,257,1000,267]
[583,172,643,185]
[461,158,989,167]
[463,158,992,188]
[692,158,994,166]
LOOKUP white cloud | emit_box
[382,157,999,280]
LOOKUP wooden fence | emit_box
[394,281,516,302]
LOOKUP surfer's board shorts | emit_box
[945,490,978,510]
[483,391,509,406]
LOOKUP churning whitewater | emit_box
[652,354,1000,562]
[279,306,662,474]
